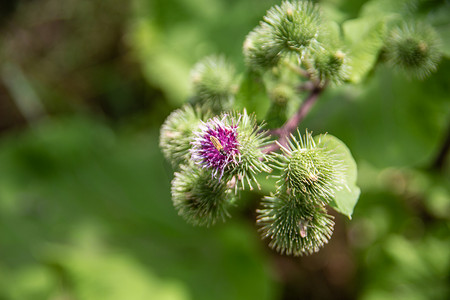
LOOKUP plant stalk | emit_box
[263,84,323,154]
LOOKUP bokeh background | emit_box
[0,0,449,299]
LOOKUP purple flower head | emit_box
[191,115,240,180]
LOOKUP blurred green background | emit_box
[0,0,449,299]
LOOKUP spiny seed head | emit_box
[243,1,321,71]
[191,55,237,111]
[257,192,334,256]
[263,1,321,55]
[243,25,283,71]
[271,131,346,204]
[385,22,441,79]
[311,48,350,85]
[160,104,211,168]
[226,110,272,191]
[171,163,235,227]
[191,110,271,191]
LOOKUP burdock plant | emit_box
[159,0,443,256]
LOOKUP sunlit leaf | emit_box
[343,17,387,83]
[316,134,360,218]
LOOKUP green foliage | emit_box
[343,16,387,83]
[430,2,450,58]
[129,0,281,104]
[307,62,450,168]
[359,0,417,18]
[50,251,190,300]
[340,0,445,81]
[352,165,450,300]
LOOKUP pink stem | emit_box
[263,85,323,154]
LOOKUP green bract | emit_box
[257,192,334,256]
[191,55,237,111]
[311,49,349,85]
[271,131,347,205]
[243,0,322,72]
[191,110,272,192]
[264,1,321,55]
[171,163,235,227]
[224,110,272,190]
[243,25,283,71]
[159,104,211,168]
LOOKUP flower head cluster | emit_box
[160,0,365,258]
[190,115,240,180]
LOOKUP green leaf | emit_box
[315,134,360,218]
[129,20,191,105]
[343,16,387,83]
[331,185,361,219]
[429,2,450,58]
[359,0,415,18]
[235,71,271,120]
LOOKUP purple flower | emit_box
[191,116,240,179]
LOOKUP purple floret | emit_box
[191,116,240,179]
